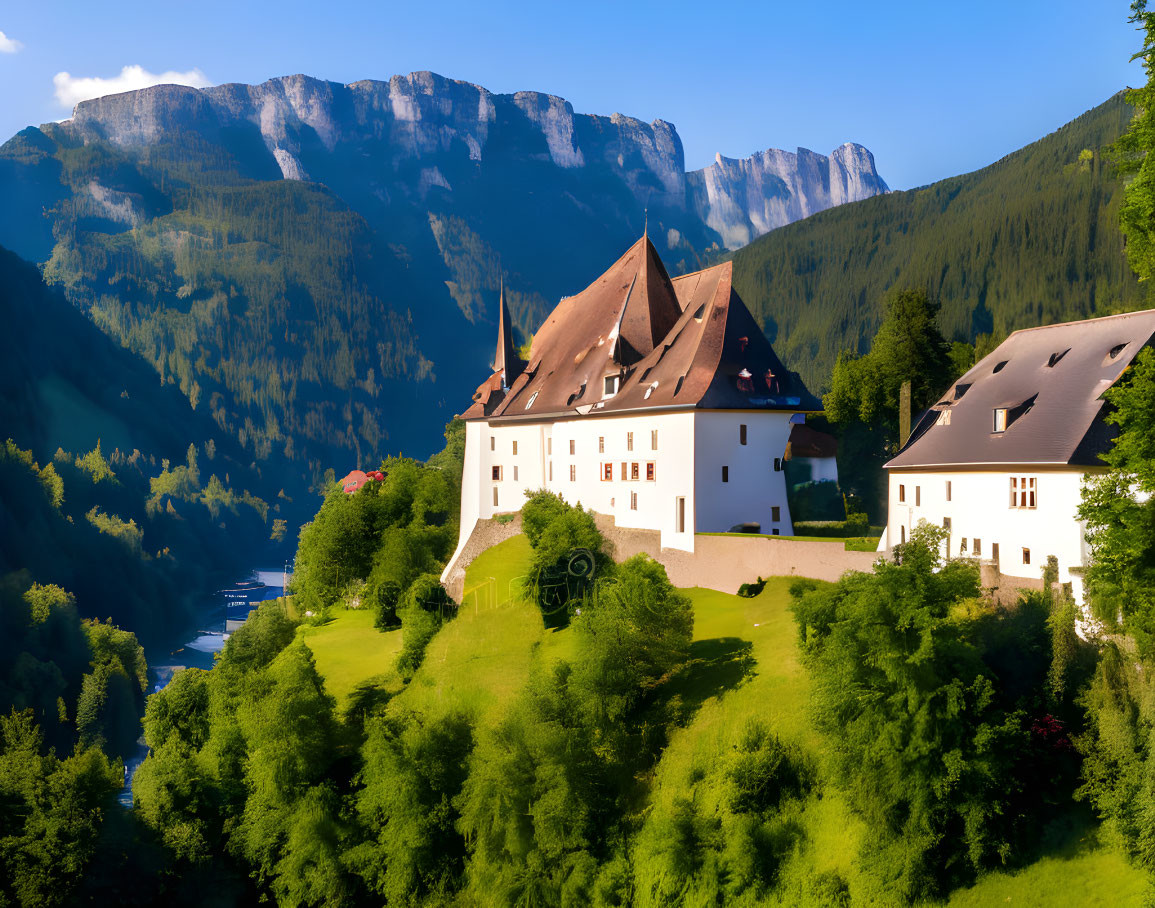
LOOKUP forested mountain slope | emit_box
[0,72,886,480]
[0,244,296,642]
[732,92,1143,390]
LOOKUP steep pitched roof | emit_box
[461,235,819,422]
[886,308,1155,470]
[493,279,524,386]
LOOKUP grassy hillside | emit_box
[732,93,1143,391]
[299,534,1146,905]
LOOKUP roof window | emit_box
[692,304,706,322]
[953,383,971,401]
[993,360,1008,374]
[525,391,539,410]
[674,375,685,396]
[1046,348,1070,368]
[1105,342,1128,365]
[643,381,659,400]
[992,393,1038,434]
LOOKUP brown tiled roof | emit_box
[788,424,838,459]
[886,308,1155,469]
[461,236,820,421]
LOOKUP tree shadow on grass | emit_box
[666,636,756,719]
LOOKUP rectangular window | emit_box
[771,506,781,522]
[943,517,951,531]
[492,465,502,481]
[513,466,518,481]
[598,436,604,453]
[630,491,638,510]
[646,462,655,481]
[621,462,627,481]
[772,529,780,536]
[547,438,552,455]
[603,463,612,481]
[549,462,553,481]
[992,542,1000,563]
[1023,547,1031,565]
[569,439,575,456]
[960,537,968,554]
[676,497,686,533]
[631,462,640,480]
[570,464,576,482]
[604,375,618,397]
[627,432,634,451]
[490,436,495,451]
[651,429,658,450]
[993,408,1007,432]
[899,484,905,503]
[946,480,952,502]
[773,457,782,471]
[974,538,982,557]
[512,440,518,455]
[740,424,747,445]
[493,487,499,506]
[722,466,729,483]
[1010,476,1038,509]
[915,486,921,507]
[901,525,906,544]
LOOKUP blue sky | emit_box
[0,0,1143,189]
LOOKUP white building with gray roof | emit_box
[881,308,1155,602]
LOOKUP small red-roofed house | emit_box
[340,470,370,494]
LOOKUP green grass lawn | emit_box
[387,534,561,728]
[946,841,1145,907]
[300,533,1145,903]
[298,606,403,711]
[649,579,1146,906]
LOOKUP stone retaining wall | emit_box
[445,512,879,599]
[442,515,523,602]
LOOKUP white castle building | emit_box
[443,234,821,578]
[881,307,1155,602]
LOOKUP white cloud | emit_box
[53,64,212,109]
[0,30,23,53]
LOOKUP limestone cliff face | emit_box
[687,143,890,250]
[60,73,886,248]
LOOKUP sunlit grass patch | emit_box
[298,606,402,710]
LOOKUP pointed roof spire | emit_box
[493,277,524,387]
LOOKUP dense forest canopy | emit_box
[732,93,1142,391]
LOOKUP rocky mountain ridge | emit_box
[63,71,886,250]
[0,70,886,488]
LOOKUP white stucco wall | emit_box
[444,407,800,581]
[883,468,1091,597]
[693,411,794,536]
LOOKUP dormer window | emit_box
[993,360,1008,374]
[1046,348,1070,368]
[993,394,1037,433]
[603,375,619,398]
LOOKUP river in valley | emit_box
[117,568,289,807]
